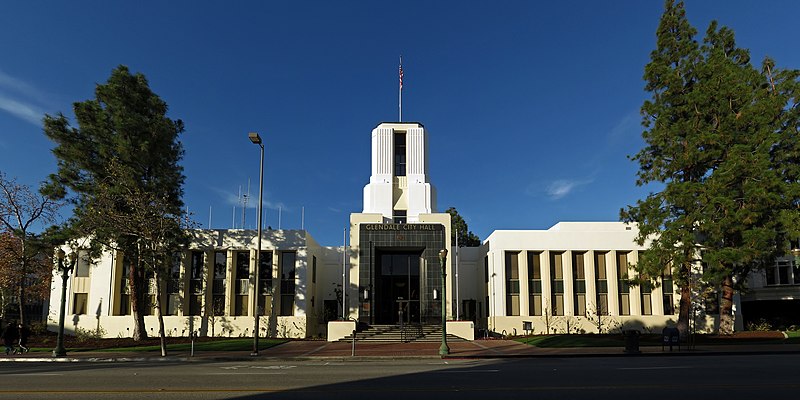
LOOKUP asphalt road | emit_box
[1,354,798,399]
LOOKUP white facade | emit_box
[46,119,795,340]
[48,230,340,339]
[362,122,436,223]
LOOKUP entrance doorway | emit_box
[375,250,421,325]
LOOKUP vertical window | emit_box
[119,257,131,316]
[617,252,630,316]
[528,252,542,316]
[258,251,273,316]
[166,252,181,316]
[573,252,586,316]
[595,252,608,316]
[75,250,91,277]
[234,251,250,316]
[662,265,675,315]
[212,251,227,316]
[394,132,406,176]
[189,251,204,316]
[280,252,296,316]
[550,252,564,316]
[312,256,317,284]
[505,252,520,316]
[73,293,88,314]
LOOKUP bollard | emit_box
[190,331,195,357]
[351,329,356,357]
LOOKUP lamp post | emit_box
[249,132,265,356]
[53,249,76,357]
[438,248,449,357]
[790,239,800,261]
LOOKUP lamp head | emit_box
[248,132,262,145]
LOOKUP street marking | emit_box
[434,369,500,373]
[3,373,63,376]
[206,372,288,375]
[617,366,691,370]
[220,365,296,370]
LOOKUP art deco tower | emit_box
[362,122,437,223]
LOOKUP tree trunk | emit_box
[17,242,27,327]
[129,246,147,341]
[719,274,735,335]
[17,276,26,327]
[677,282,691,339]
[153,267,167,357]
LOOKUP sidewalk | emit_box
[4,339,800,363]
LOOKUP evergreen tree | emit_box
[42,66,186,341]
[621,0,705,337]
[624,1,800,335]
[445,207,481,247]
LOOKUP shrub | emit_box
[746,319,772,332]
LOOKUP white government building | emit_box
[48,121,799,340]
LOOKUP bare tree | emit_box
[0,172,61,326]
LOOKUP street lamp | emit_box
[439,248,449,357]
[249,132,265,356]
[790,239,800,259]
[53,249,77,357]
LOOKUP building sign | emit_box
[362,223,443,231]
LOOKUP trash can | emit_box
[623,330,641,354]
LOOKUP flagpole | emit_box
[399,55,403,122]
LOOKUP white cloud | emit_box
[0,94,44,125]
[608,110,640,141]
[545,179,593,200]
[0,69,52,126]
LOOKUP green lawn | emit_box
[516,332,800,348]
[29,338,286,353]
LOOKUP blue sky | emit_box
[1,1,799,246]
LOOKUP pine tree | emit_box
[625,1,800,335]
[42,66,186,341]
[621,0,705,338]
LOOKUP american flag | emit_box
[399,62,403,90]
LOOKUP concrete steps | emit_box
[338,324,466,343]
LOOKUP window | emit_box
[166,252,181,316]
[189,251,204,316]
[573,252,586,316]
[234,251,250,316]
[640,282,653,315]
[75,250,91,277]
[212,251,227,316]
[617,252,630,315]
[118,257,131,316]
[73,293,88,315]
[312,256,317,284]
[528,252,542,316]
[767,258,797,285]
[258,251,273,316]
[394,132,406,176]
[393,210,407,224]
[595,252,608,316]
[550,252,564,316]
[280,252,296,316]
[505,252,520,316]
[662,265,675,315]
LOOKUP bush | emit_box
[746,319,773,332]
[75,326,107,343]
